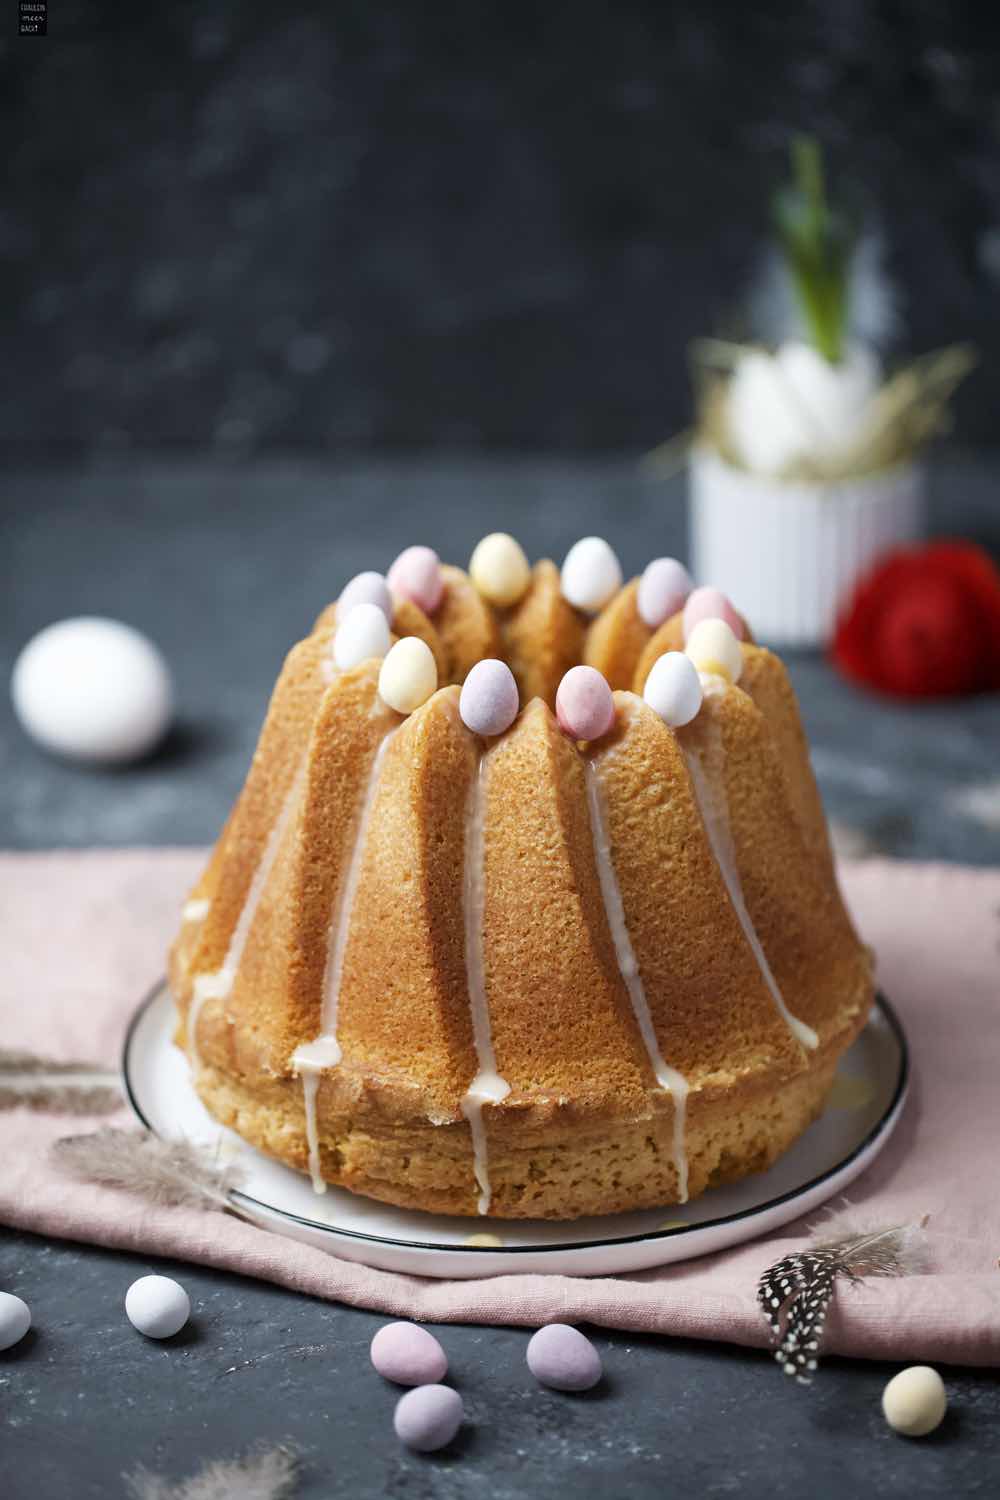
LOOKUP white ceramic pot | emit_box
[688,446,925,648]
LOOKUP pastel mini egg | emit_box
[333,603,392,671]
[338,571,393,623]
[459,659,519,736]
[637,557,693,629]
[526,1324,602,1392]
[370,1322,448,1386]
[11,617,173,765]
[682,586,744,642]
[387,546,444,615]
[378,636,438,714]
[393,1384,464,1452]
[555,666,615,741]
[882,1366,947,1437]
[685,618,743,684]
[560,537,623,615]
[643,651,703,727]
[469,532,531,607]
[0,1292,31,1352]
[125,1275,190,1340]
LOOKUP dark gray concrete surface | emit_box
[1,451,998,1497]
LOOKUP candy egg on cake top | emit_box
[378,636,438,714]
[469,532,531,607]
[338,570,393,623]
[560,537,623,615]
[685,617,743,685]
[637,557,693,629]
[333,603,392,671]
[387,546,444,615]
[555,665,616,741]
[459,659,520,737]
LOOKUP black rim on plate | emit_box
[122,981,908,1256]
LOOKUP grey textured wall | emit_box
[3,1,998,453]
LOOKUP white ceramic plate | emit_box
[123,983,908,1279]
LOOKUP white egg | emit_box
[882,1366,947,1437]
[0,1292,31,1351]
[643,652,703,727]
[727,340,881,476]
[560,537,623,614]
[11,617,173,765]
[125,1275,190,1339]
[333,602,392,671]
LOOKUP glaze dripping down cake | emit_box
[170,535,874,1220]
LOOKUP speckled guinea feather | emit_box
[757,1204,928,1384]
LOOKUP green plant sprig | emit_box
[773,135,858,365]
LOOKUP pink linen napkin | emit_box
[1,850,998,1365]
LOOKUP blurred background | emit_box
[4,1,1000,454]
[2,1,999,861]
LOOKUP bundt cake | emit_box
[170,534,874,1220]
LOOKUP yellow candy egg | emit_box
[882,1366,947,1437]
[684,617,743,685]
[378,637,438,714]
[469,532,531,607]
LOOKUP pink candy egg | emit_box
[637,558,693,629]
[459,659,519,737]
[682,586,744,642]
[387,546,444,615]
[338,571,393,623]
[555,666,615,741]
[370,1321,448,1386]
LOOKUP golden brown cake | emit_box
[170,537,874,1220]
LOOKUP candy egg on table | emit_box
[338,571,393,623]
[685,618,743,685]
[682,586,744,643]
[469,532,531,607]
[556,666,615,741]
[643,651,704,727]
[459,659,520,737]
[333,603,392,671]
[0,1292,31,1352]
[526,1324,602,1392]
[882,1366,947,1437]
[370,1322,449,1386]
[11,617,173,765]
[378,636,438,714]
[637,557,693,629]
[393,1384,464,1453]
[560,537,623,615]
[125,1274,190,1339]
[387,546,444,615]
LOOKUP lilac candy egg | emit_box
[527,1324,603,1392]
[555,666,615,741]
[393,1384,464,1452]
[459,659,519,737]
[682,586,744,643]
[338,571,393,623]
[637,557,693,629]
[387,546,444,615]
[370,1322,449,1386]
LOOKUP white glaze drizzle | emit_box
[187,763,306,1071]
[585,757,690,1202]
[682,682,819,1051]
[182,898,211,923]
[460,754,511,1215]
[292,726,399,1194]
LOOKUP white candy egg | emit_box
[643,652,703,727]
[337,571,393,623]
[560,537,623,615]
[685,618,743,685]
[469,532,531,607]
[378,636,438,715]
[0,1292,31,1351]
[333,603,392,671]
[11,617,173,765]
[882,1366,947,1437]
[125,1275,190,1339]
